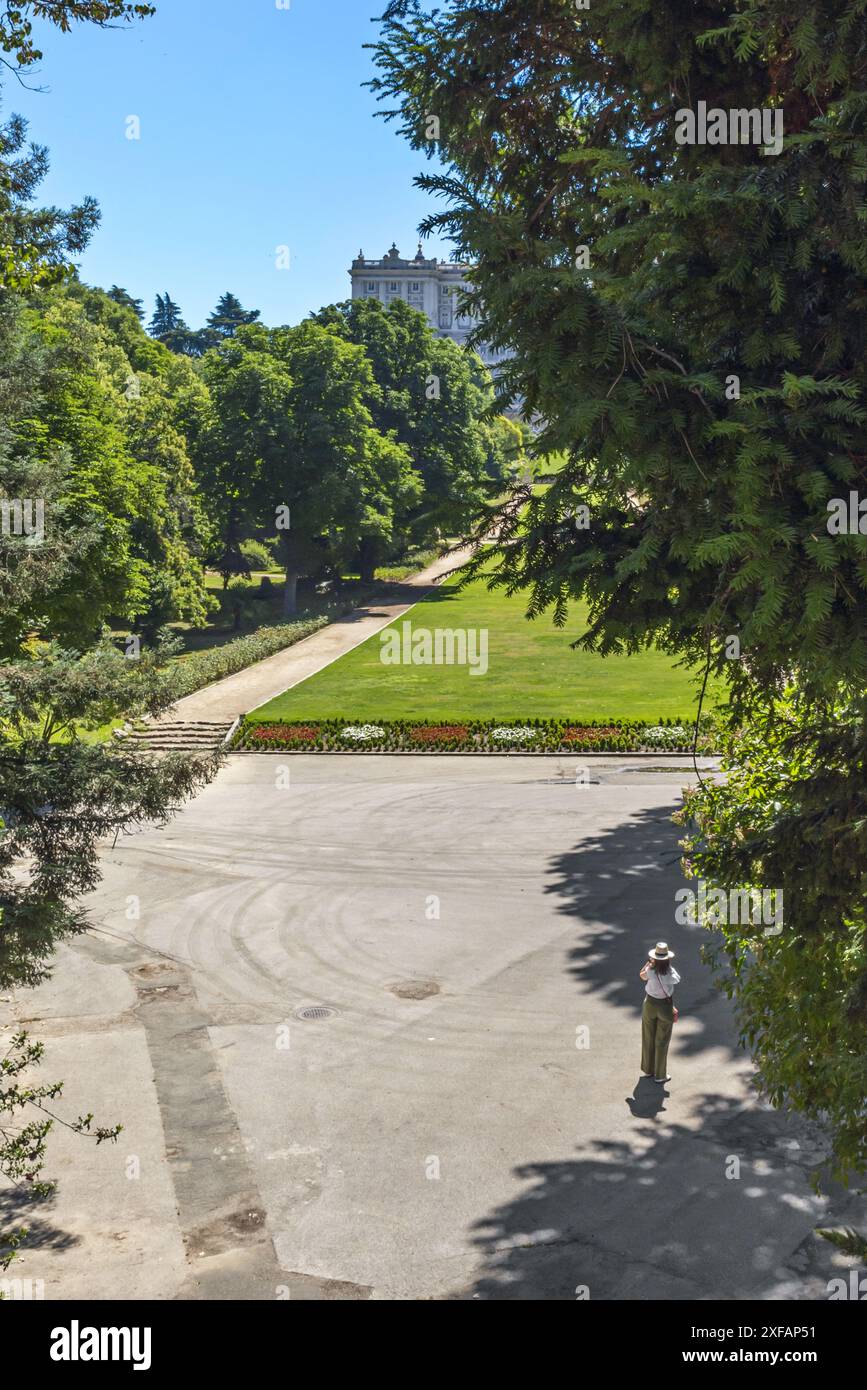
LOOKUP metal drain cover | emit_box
[294,1005,338,1022]
[387,980,440,1000]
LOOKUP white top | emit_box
[644,965,680,999]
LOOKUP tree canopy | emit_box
[312,296,515,565]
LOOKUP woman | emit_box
[639,942,680,1083]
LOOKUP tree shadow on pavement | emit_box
[451,1091,852,1301]
[0,1188,80,1265]
[545,797,738,1060]
[448,797,859,1301]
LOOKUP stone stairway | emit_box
[115,719,233,755]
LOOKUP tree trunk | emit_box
[283,570,299,616]
[358,536,378,584]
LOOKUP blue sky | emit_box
[4,0,451,329]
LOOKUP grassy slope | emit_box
[252,577,718,722]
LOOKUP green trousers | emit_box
[641,995,674,1078]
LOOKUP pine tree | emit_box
[373,0,867,694]
[372,0,867,1179]
[0,111,99,292]
[206,291,260,339]
[148,291,182,338]
[148,291,193,354]
[184,293,261,357]
[107,284,144,321]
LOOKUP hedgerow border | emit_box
[171,616,329,699]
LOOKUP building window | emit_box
[411,282,420,292]
[389,281,399,292]
[367,282,376,291]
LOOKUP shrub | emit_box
[375,546,442,582]
[240,539,278,571]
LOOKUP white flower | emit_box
[642,725,689,744]
[490,726,538,741]
[341,724,385,741]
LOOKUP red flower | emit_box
[251,724,319,743]
[562,725,620,743]
[409,725,469,742]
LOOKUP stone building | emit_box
[349,242,509,373]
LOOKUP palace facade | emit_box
[349,243,508,373]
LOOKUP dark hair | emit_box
[652,958,671,975]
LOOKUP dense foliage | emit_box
[196,308,514,607]
[677,692,867,1179]
[312,297,520,571]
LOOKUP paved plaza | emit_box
[3,756,857,1301]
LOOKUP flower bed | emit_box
[234,717,718,753]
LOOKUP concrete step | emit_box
[124,740,223,748]
[115,719,232,754]
[119,721,229,732]
[125,731,225,739]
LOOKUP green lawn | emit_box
[252,576,720,721]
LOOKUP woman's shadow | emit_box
[627,1075,670,1117]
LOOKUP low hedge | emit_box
[233,716,719,753]
[171,617,329,699]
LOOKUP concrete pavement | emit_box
[2,756,859,1301]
